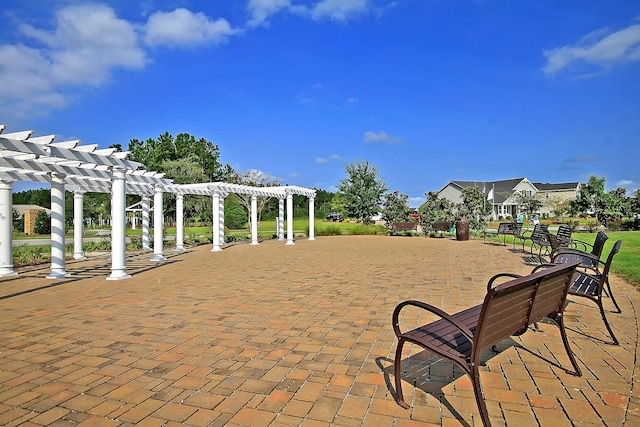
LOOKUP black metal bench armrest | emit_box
[392,300,474,342]
[486,272,522,291]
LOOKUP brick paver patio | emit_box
[0,236,638,426]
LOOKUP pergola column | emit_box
[277,197,285,241]
[108,168,130,280]
[308,196,315,241]
[219,193,226,244]
[0,180,17,277]
[141,195,151,250]
[175,193,185,251]
[47,173,70,278]
[211,190,223,252]
[286,190,294,245]
[250,195,259,245]
[73,190,86,259]
[151,185,165,262]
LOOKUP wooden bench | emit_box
[390,222,419,234]
[432,221,451,236]
[392,261,581,426]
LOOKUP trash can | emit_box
[456,217,469,241]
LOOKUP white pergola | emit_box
[0,125,316,280]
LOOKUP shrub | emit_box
[13,245,50,266]
[316,225,342,236]
[585,221,599,233]
[33,210,51,234]
[225,196,248,230]
[127,235,143,250]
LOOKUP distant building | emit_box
[13,204,51,234]
[433,178,580,220]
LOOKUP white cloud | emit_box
[19,4,146,86]
[363,130,403,143]
[247,0,292,27]
[0,4,146,118]
[291,0,369,22]
[144,8,237,47]
[0,5,240,119]
[543,22,640,75]
[316,154,340,164]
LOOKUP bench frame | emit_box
[483,221,522,245]
[390,222,419,234]
[392,261,581,426]
[432,221,451,237]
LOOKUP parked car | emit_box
[326,212,344,222]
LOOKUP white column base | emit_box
[73,253,86,260]
[211,246,223,252]
[286,240,295,246]
[308,236,316,241]
[107,271,131,280]
[47,270,71,279]
[151,254,166,262]
[175,246,185,252]
[0,268,17,277]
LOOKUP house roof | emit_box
[440,178,580,206]
[533,182,580,191]
[13,204,51,216]
[450,178,526,204]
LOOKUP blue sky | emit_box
[2,0,639,206]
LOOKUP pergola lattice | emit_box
[0,125,316,279]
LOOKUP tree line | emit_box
[11,130,640,232]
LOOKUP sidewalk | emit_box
[0,236,638,426]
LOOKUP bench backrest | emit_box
[433,221,451,231]
[473,261,580,354]
[556,225,573,241]
[513,222,523,235]
[591,231,609,258]
[497,222,514,233]
[393,222,417,230]
[531,224,550,242]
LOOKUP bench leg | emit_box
[394,338,411,409]
[471,364,491,427]
[597,299,619,345]
[552,314,582,376]
[604,277,622,313]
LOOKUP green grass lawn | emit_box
[496,230,640,288]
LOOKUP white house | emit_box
[434,178,581,220]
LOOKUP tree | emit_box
[128,132,232,182]
[314,189,334,218]
[418,191,456,230]
[33,210,51,234]
[337,160,387,224]
[630,189,640,217]
[513,192,543,217]
[229,169,282,229]
[571,175,607,224]
[546,197,572,221]
[381,191,412,228]
[12,188,51,209]
[224,194,248,229]
[603,187,629,220]
[12,208,24,232]
[459,187,493,230]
